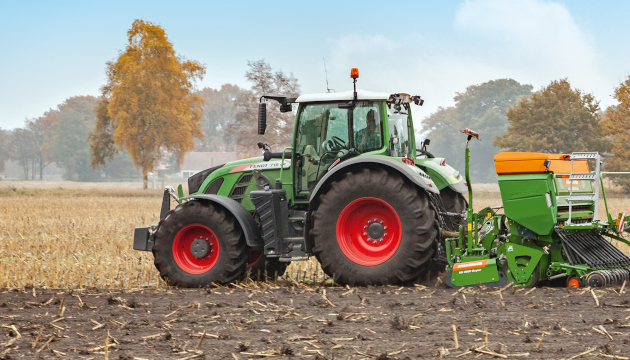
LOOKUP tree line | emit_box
[2,19,630,192]
[421,77,630,190]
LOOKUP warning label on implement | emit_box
[453,259,488,272]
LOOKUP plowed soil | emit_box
[1,283,630,359]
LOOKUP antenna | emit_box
[323,57,335,93]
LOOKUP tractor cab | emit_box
[291,91,416,199]
[257,68,425,201]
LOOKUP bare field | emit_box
[2,182,630,359]
[1,285,630,359]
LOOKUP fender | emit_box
[417,157,467,194]
[180,194,263,250]
[309,155,439,202]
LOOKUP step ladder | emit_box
[567,152,600,224]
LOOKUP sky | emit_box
[1,0,630,130]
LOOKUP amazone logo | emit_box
[453,260,488,272]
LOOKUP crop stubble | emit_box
[1,184,629,289]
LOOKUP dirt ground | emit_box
[1,283,629,360]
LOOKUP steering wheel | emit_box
[323,136,347,153]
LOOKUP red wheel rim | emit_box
[336,197,402,266]
[172,224,220,274]
[247,250,264,269]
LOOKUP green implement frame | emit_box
[445,129,630,289]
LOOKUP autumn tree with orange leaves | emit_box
[602,76,630,192]
[90,20,205,188]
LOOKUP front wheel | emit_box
[152,201,247,287]
[311,168,439,286]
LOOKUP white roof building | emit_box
[173,152,240,178]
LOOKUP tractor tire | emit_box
[440,187,467,229]
[152,201,247,287]
[311,168,439,286]
[246,250,289,281]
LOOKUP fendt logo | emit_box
[230,160,291,173]
[453,260,489,272]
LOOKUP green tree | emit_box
[26,118,52,180]
[51,106,96,180]
[90,19,205,188]
[11,126,35,179]
[225,60,300,155]
[421,79,533,183]
[601,75,630,192]
[0,128,12,173]
[494,79,608,155]
[196,84,244,152]
[39,96,100,181]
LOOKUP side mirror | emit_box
[424,139,431,146]
[258,103,267,135]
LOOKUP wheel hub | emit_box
[190,238,213,259]
[367,221,385,240]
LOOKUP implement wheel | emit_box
[153,201,247,287]
[567,276,581,289]
[311,168,439,286]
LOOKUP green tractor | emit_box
[133,68,468,287]
[446,129,630,289]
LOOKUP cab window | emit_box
[353,101,383,153]
[387,103,413,158]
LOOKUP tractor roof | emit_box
[295,89,393,103]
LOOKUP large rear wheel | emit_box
[311,168,439,286]
[153,201,247,287]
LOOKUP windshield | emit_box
[294,101,383,197]
[387,103,412,158]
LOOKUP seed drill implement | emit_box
[446,129,630,288]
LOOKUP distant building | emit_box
[172,152,241,179]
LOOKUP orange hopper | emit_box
[494,152,589,175]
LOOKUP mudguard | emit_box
[417,157,467,194]
[179,194,263,250]
[309,155,439,202]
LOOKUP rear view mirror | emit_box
[258,103,267,135]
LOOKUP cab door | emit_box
[293,103,350,201]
